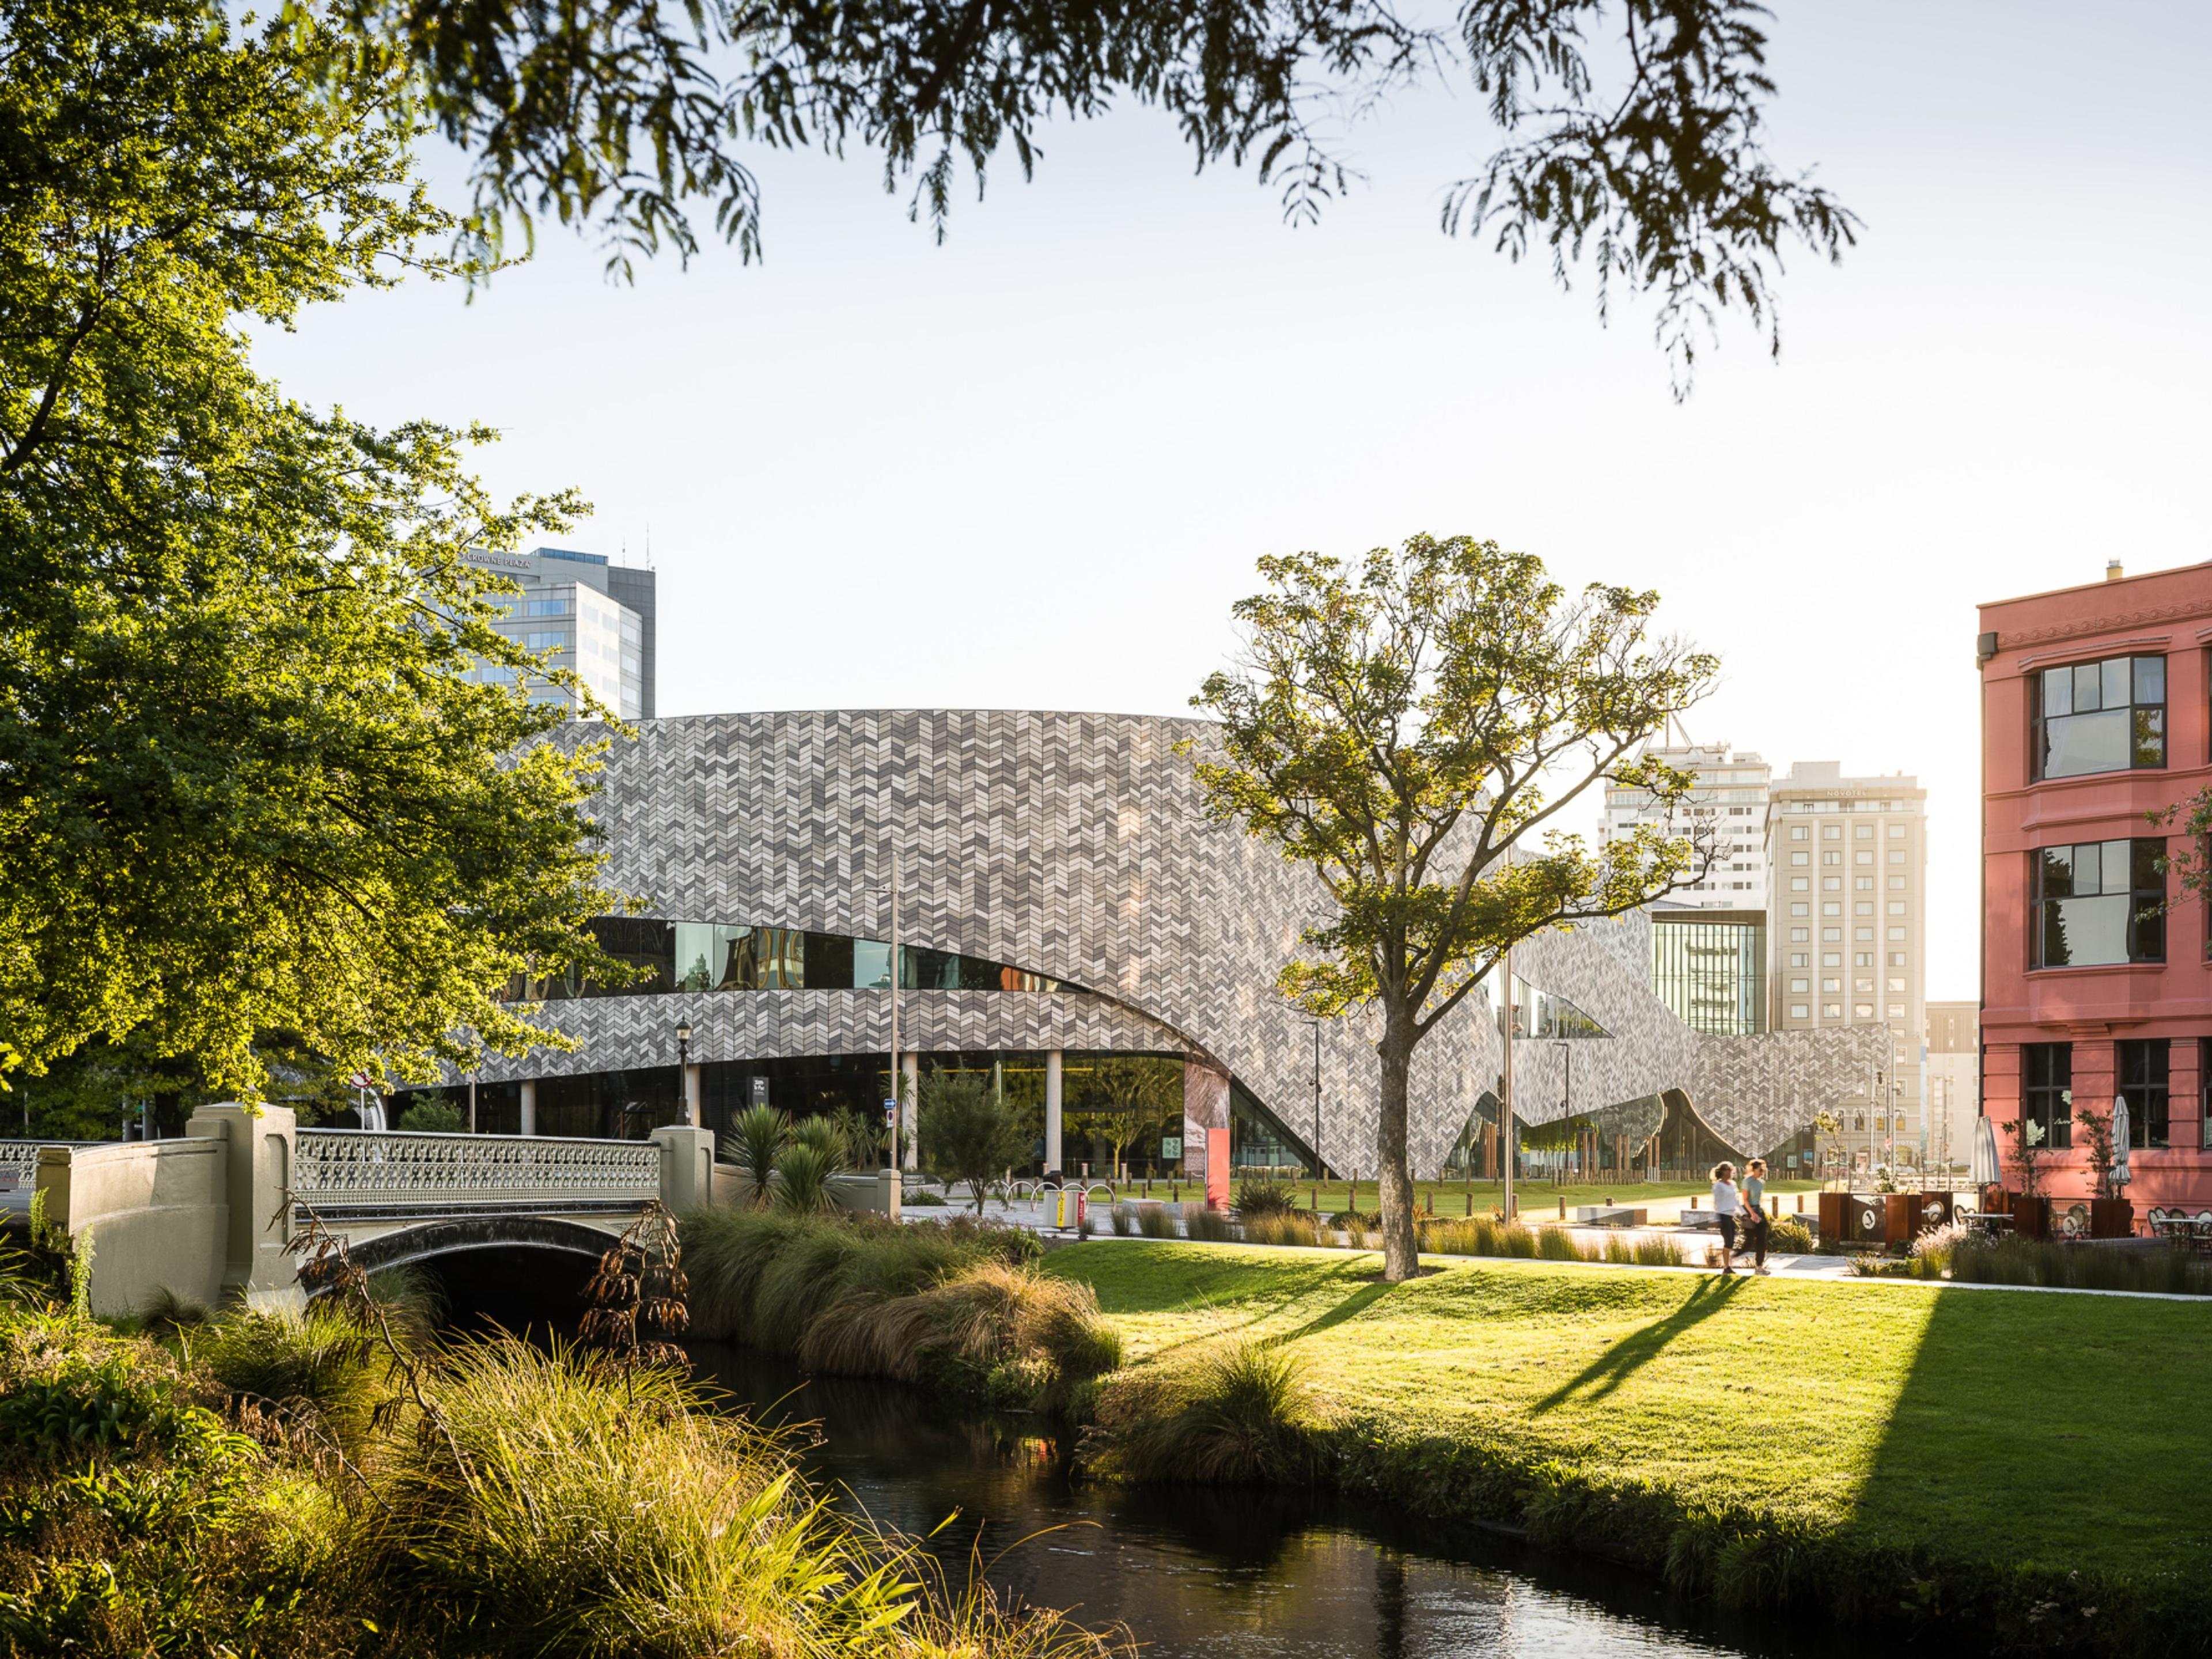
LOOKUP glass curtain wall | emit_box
[1650,914,1767,1034]
[530,919,1077,1001]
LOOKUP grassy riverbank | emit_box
[0,1266,1119,1659]
[1051,1240,2212,1653]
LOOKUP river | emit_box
[687,1342,1913,1659]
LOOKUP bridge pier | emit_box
[187,1103,305,1314]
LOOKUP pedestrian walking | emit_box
[1709,1161,1742,1276]
[1741,1157,1771,1277]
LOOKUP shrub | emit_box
[906,1187,948,1206]
[722,1103,790,1206]
[1109,1204,1136,1236]
[196,1310,383,1458]
[1948,1237,2212,1296]
[1325,1210,1380,1232]
[1134,1202,1179,1240]
[1241,1212,1324,1249]
[1599,1233,1688,1267]
[1233,1178,1299,1218]
[1767,1217,1815,1255]
[1185,1207,1235,1243]
[397,1097,466,1132]
[1535,1225,1581,1261]
[771,1142,835,1214]
[787,1112,850,1170]
[1085,1338,1325,1484]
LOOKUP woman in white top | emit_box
[1710,1161,1742,1276]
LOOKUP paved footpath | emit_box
[904,1195,2212,1302]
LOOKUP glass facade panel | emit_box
[1649,915,1766,1034]
[533,917,1078,1001]
[2032,839,2166,967]
[2035,653,2166,778]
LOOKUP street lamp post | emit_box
[1501,944,1516,1221]
[675,1019,694,1126]
[1298,1017,1324,1179]
[1555,1039,1573,1181]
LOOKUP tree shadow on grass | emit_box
[1529,1275,1744,1414]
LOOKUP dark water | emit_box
[687,1343,1902,1659]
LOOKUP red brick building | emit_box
[1980,559,2212,1217]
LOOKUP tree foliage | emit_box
[324,0,1855,392]
[919,1070,1027,1213]
[0,0,628,1099]
[1067,1054,1182,1173]
[1188,533,1718,1277]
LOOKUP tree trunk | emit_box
[1377,1006,1419,1281]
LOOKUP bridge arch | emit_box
[332,1215,621,1287]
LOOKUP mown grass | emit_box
[1050,1240,2212,1652]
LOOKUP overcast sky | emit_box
[256,0,2211,1003]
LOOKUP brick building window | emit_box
[2116,1039,2169,1149]
[2032,839,2166,967]
[2023,1043,2073,1150]
[2033,654,2165,779]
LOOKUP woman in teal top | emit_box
[1742,1158,1770,1275]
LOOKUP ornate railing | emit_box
[293,1130,662,1218]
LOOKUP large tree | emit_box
[330,0,1856,393]
[1189,534,1718,1281]
[0,0,628,1100]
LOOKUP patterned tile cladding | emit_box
[486,711,1884,1171]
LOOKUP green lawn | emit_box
[1046,1240,2212,1586]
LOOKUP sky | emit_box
[254,0,2212,1004]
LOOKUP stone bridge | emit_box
[15,1104,899,1317]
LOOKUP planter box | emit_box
[2012,1195,2051,1241]
[2090,1197,2135,1239]
[1885,1192,1926,1243]
[1819,1191,1848,1243]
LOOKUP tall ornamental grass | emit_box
[682,1210,1119,1408]
[1084,1338,1325,1484]
[1948,1237,2212,1296]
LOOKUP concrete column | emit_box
[901,1051,919,1171]
[649,1124,717,1214]
[184,1103,301,1312]
[1044,1050,1064,1177]
[682,1063,702,1128]
[519,1079,537,1137]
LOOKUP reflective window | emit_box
[2034,654,2165,778]
[2024,1042,2073,1149]
[533,918,1075,1000]
[2033,839,2166,967]
[1497,975,1609,1039]
[2117,1039,2169,1149]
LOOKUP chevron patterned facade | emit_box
[478,711,1885,1172]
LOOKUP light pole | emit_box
[675,1019,694,1127]
[866,853,907,1171]
[1555,1040,1573,1183]
[1298,1017,1324,1179]
[1500,944,1516,1221]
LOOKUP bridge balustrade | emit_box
[294,1129,664,1219]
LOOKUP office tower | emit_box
[463,546,656,721]
[1766,761,1928,1171]
[1598,743,1771,908]
[1923,1001,1979,1172]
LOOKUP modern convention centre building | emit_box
[403,710,1887,1194]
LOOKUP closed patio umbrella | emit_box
[1971,1116,2001,1187]
[2111,1096,2131,1188]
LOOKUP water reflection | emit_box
[688,1343,1892,1659]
